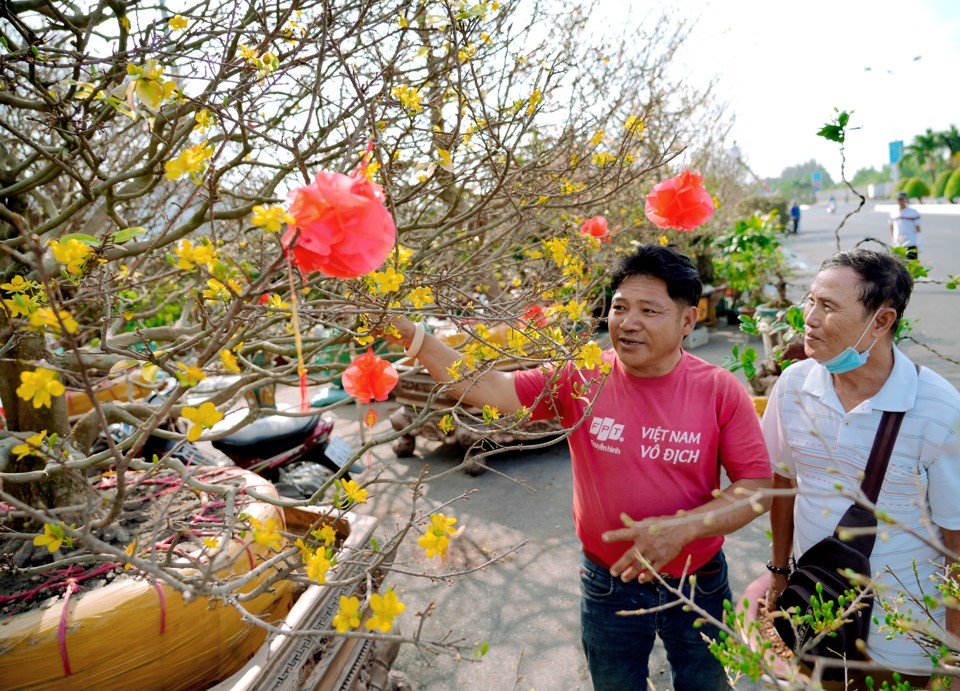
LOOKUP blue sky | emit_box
[665,0,960,180]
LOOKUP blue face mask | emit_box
[818,310,882,374]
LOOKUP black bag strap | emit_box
[833,363,919,554]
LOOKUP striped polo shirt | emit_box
[762,346,960,674]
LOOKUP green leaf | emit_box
[59,233,100,246]
[113,226,147,243]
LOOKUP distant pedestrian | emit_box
[889,191,921,260]
[789,201,800,233]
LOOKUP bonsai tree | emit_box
[711,210,789,310]
[0,0,733,685]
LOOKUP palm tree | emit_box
[904,128,943,185]
[936,124,960,165]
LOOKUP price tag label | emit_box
[324,435,354,469]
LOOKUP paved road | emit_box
[787,201,960,386]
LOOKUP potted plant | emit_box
[712,211,790,315]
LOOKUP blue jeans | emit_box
[579,550,731,691]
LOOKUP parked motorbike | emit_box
[100,378,354,499]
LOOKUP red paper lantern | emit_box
[644,170,715,231]
[282,170,396,279]
[579,215,610,241]
[342,351,398,404]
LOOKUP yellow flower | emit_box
[219,349,240,374]
[16,368,66,409]
[202,278,241,302]
[248,516,284,552]
[365,590,405,632]
[34,523,65,553]
[391,84,423,113]
[559,179,584,195]
[590,129,605,146]
[575,341,606,370]
[438,414,455,434]
[181,401,223,441]
[482,405,501,424]
[369,266,404,294]
[28,307,78,335]
[164,142,214,182]
[49,238,93,276]
[332,595,362,633]
[339,478,368,506]
[12,431,47,461]
[239,44,259,64]
[175,362,206,388]
[265,294,289,310]
[592,152,616,166]
[542,237,570,269]
[1,275,36,293]
[526,88,542,116]
[624,115,644,135]
[129,59,177,110]
[561,299,587,321]
[418,513,459,560]
[194,109,214,132]
[392,244,414,269]
[659,235,669,246]
[313,524,338,547]
[407,286,434,309]
[251,204,294,233]
[6,297,37,322]
[123,540,138,570]
[168,14,188,31]
[174,238,216,271]
[305,550,331,584]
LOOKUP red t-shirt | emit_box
[513,349,771,576]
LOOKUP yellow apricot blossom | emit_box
[332,595,362,633]
[164,142,214,183]
[305,550,331,584]
[33,523,65,553]
[391,84,423,113]
[369,266,404,294]
[49,238,93,275]
[407,286,434,309]
[12,431,47,461]
[1,275,36,293]
[248,516,284,552]
[365,590,405,632]
[575,341,607,371]
[168,15,188,31]
[339,478,368,506]
[127,59,177,110]
[28,307,78,335]
[313,524,338,547]
[194,109,215,132]
[219,349,240,374]
[16,368,66,409]
[418,513,459,560]
[251,204,294,233]
[175,362,206,387]
[624,115,644,135]
[181,401,223,441]
[174,238,216,271]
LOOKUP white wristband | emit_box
[405,321,426,359]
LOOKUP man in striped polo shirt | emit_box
[763,249,960,688]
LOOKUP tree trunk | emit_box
[0,312,90,511]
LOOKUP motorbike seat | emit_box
[212,408,320,456]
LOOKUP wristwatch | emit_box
[765,559,793,576]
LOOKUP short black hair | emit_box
[610,244,702,308]
[819,249,913,330]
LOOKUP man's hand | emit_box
[601,515,694,583]
[766,572,788,611]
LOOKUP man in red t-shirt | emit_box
[390,244,771,690]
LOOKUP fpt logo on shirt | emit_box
[589,416,624,442]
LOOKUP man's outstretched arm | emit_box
[390,316,524,414]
